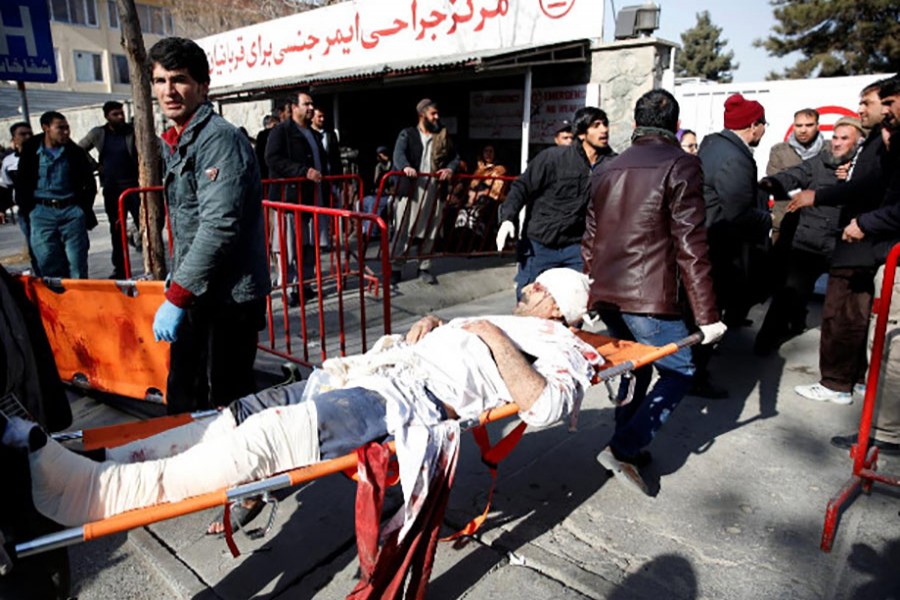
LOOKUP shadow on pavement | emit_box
[608,554,697,600]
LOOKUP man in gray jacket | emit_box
[79,101,139,279]
[754,117,864,355]
[148,37,270,415]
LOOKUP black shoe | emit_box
[390,271,402,286]
[830,433,900,456]
[418,269,437,285]
[611,447,653,468]
[688,379,729,399]
[288,291,299,307]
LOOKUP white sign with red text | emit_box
[198,0,603,90]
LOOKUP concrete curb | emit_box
[128,527,211,599]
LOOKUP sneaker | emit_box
[612,447,653,469]
[794,383,852,405]
[852,383,866,397]
[830,433,900,456]
[418,269,437,285]
[596,447,650,495]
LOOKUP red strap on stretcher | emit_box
[222,502,241,558]
[443,420,527,541]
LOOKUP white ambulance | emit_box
[674,74,889,179]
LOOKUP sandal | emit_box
[207,496,264,535]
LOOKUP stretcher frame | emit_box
[15,330,701,559]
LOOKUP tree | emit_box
[675,11,738,83]
[114,0,166,279]
[756,0,900,79]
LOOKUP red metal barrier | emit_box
[261,199,391,366]
[263,173,363,213]
[821,242,900,551]
[116,178,390,370]
[372,171,517,263]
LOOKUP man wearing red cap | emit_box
[694,94,772,397]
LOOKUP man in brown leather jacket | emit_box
[582,89,726,495]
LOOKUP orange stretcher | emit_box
[18,277,169,403]
[14,330,700,559]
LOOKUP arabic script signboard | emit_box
[470,85,589,143]
[199,0,603,90]
[0,0,57,83]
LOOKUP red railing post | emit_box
[821,242,900,551]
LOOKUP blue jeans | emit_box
[515,238,583,299]
[29,204,90,278]
[17,214,41,276]
[600,310,695,457]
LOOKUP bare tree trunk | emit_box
[115,0,167,280]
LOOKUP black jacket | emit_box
[255,128,272,180]
[698,129,771,242]
[392,125,460,198]
[764,147,843,257]
[265,119,328,204]
[500,142,617,248]
[316,127,342,177]
[15,135,98,229]
[813,126,891,268]
[856,135,900,266]
[1,266,72,593]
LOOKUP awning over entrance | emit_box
[199,0,603,101]
[210,41,592,101]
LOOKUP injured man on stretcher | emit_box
[1,269,604,529]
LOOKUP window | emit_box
[112,54,129,84]
[48,0,98,26]
[108,1,174,35]
[74,50,103,82]
[54,48,64,81]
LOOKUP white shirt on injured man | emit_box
[13,315,603,527]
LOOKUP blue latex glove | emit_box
[153,300,186,343]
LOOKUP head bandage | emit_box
[535,268,591,325]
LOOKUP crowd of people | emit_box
[1,32,899,598]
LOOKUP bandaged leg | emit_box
[28,402,320,527]
[106,411,237,463]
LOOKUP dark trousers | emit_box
[165,298,266,415]
[514,238,583,300]
[103,183,139,278]
[820,267,874,392]
[757,249,829,345]
[709,232,769,326]
[600,310,695,457]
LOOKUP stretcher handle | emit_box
[595,332,703,381]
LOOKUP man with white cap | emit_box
[2,269,601,528]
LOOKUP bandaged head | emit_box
[535,268,592,325]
